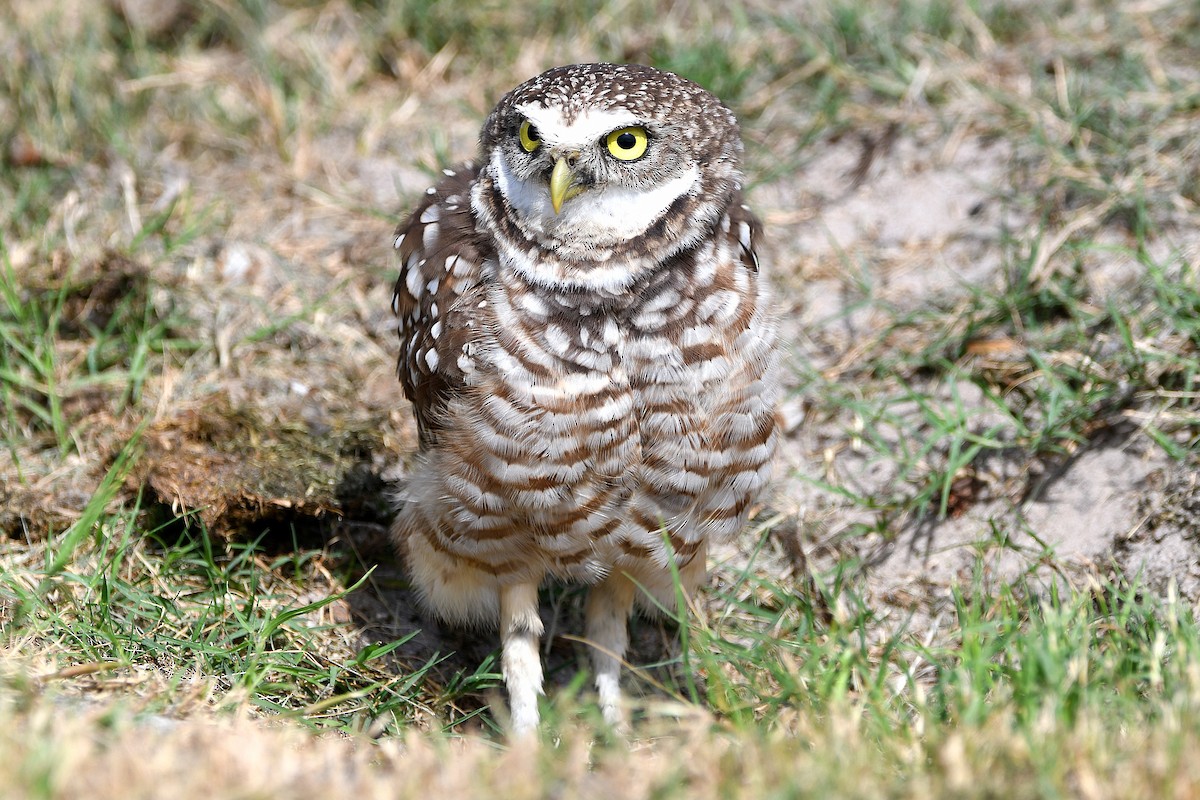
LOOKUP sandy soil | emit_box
[766,124,1200,618]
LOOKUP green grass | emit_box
[6,517,1200,795]
[699,557,1200,733]
[2,0,1200,797]
[2,499,500,734]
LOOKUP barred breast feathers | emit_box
[393,158,776,581]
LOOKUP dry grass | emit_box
[5,662,1200,799]
[4,0,1200,796]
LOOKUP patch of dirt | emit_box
[0,474,93,542]
[765,122,1200,612]
[0,251,165,540]
[858,436,1183,610]
[18,250,154,338]
[131,393,399,536]
[760,123,1014,357]
[1123,467,1200,600]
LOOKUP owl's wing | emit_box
[726,191,764,275]
[392,162,490,449]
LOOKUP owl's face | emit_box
[477,63,745,269]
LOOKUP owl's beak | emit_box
[549,156,585,214]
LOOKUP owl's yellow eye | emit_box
[518,120,541,153]
[605,126,648,160]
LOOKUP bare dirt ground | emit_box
[769,124,1200,616]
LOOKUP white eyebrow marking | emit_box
[514,103,642,147]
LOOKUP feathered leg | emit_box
[499,582,544,736]
[584,571,636,728]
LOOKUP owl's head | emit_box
[475,63,745,287]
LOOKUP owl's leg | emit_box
[584,571,636,728]
[499,581,544,736]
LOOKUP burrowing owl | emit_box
[391,63,778,733]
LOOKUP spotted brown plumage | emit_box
[390,63,779,734]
